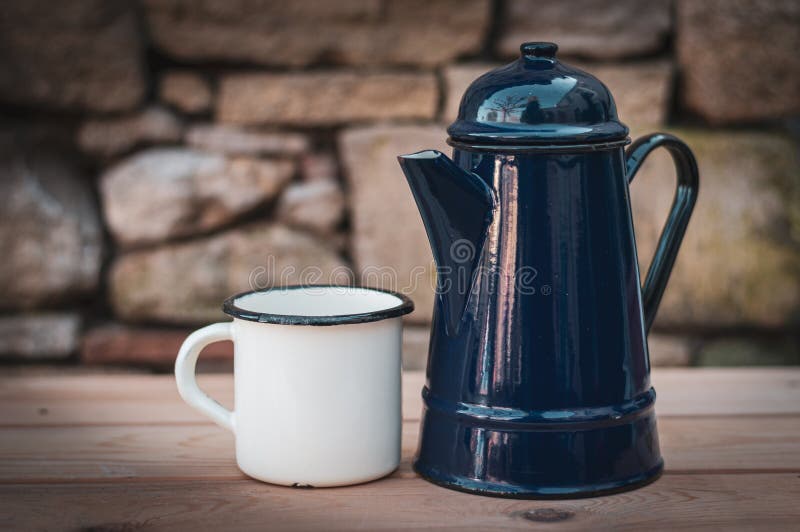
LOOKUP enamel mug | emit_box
[175,285,414,487]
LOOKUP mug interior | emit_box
[224,285,413,325]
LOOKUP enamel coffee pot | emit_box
[398,42,698,498]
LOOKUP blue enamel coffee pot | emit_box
[398,42,698,498]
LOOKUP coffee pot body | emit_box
[398,43,698,497]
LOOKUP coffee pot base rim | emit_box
[412,459,664,499]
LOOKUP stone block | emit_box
[160,71,213,114]
[186,125,309,156]
[101,148,294,247]
[676,0,800,124]
[648,334,692,366]
[109,223,350,324]
[81,324,232,366]
[498,0,671,60]
[402,325,431,371]
[0,135,102,309]
[78,107,183,158]
[695,337,799,366]
[631,129,800,328]
[217,72,437,126]
[0,0,145,111]
[143,0,489,67]
[0,314,81,360]
[276,180,345,235]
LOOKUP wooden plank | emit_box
[0,416,797,482]
[0,369,798,530]
[0,474,797,531]
[652,368,800,416]
[1,368,799,427]
[0,373,418,426]
[0,373,236,427]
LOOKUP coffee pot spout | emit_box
[398,150,495,332]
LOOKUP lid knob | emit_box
[520,42,558,60]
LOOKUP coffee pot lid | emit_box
[447,42,629,147]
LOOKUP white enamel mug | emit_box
[175,285,414,487]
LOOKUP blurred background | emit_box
[0,0,797,374]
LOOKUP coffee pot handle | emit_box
[175,322,235,431]
[626,133,699,333]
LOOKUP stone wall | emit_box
[0,0,798,371]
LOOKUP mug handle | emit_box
[626,133,699,333]
[175,322,234,431]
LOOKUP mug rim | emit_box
[222,284,415,326]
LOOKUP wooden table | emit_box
[1,368,798,530]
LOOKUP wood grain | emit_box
[0,416,797,482]
[1,368,799,427]
[1,474,798,531]
[1,368,799,530]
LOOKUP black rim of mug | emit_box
[222,284,415,326]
